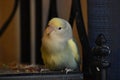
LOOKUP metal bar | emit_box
[35,0,43,64]
[20,0,31,64]
[47,0,58,22]
[74,0,92,79]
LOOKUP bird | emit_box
[41,17,80,72]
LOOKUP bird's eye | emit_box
[58,27,62,30]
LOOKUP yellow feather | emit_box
[68,39,80,62]
[48,18,63,28]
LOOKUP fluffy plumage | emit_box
[41,18,80,71]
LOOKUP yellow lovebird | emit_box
[41,18,80,72]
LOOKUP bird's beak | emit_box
[46,26,54,35]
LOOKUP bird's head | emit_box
[45,18,73,40]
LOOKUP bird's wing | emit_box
[68,39,80,63]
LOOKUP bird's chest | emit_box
[46,51,69,69]
[44,38,67,52]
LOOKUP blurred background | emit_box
[0,0,120,80]
[0,0,87,65]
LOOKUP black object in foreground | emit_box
[92,34,111,80]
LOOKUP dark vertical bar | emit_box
[47,0,58,22]
[75,0,92,79]
[35,0,43,64]
[69,0,76,28]
[101,69,107,80]
[69,0,92,79]
[20,0,31,64]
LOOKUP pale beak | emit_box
[46,26,54,35]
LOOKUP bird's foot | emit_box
[65,68,74,74]
[40,68,50,72]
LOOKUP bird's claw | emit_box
[65,68,73,74]
[40,68,50,72]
